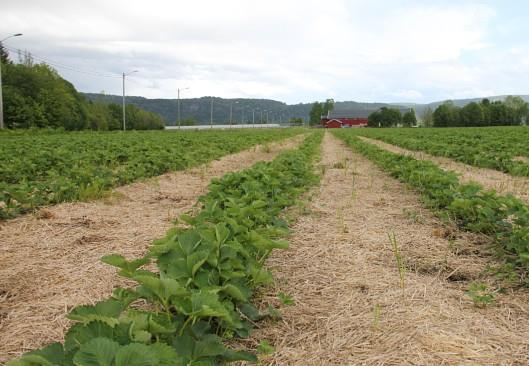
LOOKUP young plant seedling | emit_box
[257,340,276,355]
[467,282,495,307]
[388,232,406,291]
[278,292,295,306]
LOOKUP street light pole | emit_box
[122,70,138,131]
[0,33,23,129]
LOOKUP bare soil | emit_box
[0,135,303,363]
[359,136,529,204]
[246,133,529,365]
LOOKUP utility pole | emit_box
[210,97,213,128]
[177,88,180,129]
[122,73,125,131]
[252,109,255,128]
[0,33,23,129]
[260,110,263,125]
[177,87,189,129]
[242,109,245,125]
[122,70,138,131]
[229,101,233,127]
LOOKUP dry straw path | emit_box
[359,136,529,204]
[0,135,303,363]
[249,132,529,365]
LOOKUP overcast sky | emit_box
[2,0,529,104]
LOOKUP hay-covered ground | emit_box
[0,135,303,364]
[246,133,529,365]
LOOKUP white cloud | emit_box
[2,0,524,104]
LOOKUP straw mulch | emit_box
[0,135,303,363]
[359,136,529,205]
[243,133,529,365]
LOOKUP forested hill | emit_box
[0,44,165,130]
[83,93,405,125]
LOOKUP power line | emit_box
[3,45,121,79]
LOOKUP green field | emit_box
[0,129,302,219]
[8,131,322,366]
[351,126,529,176]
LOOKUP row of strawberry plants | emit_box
[9,131,323,366]
[0,128,303,219]
[353,126,529,176]
[334,130,529,281]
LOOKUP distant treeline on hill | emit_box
[82,93,412,126]
[83,93,311,125]
[366,96,529,128]
[428,97,528,127]
[0,44,164,130]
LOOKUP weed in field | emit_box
[278,292,295,306]
[467,282,495,307]
[389,232,406,290]
[403,208,424,224]
[257,340,275,355]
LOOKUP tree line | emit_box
[308,99,335,125]
[426,97,528,127]
[367,107,417,127]
[0,44,164,130]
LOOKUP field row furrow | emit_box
[246,132,529,365]
[353,126,529,176]
[244,134,529,366]
[334,130,529,281]
[5,132,323,365]
[358,136,529,204]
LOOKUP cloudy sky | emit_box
[2,0,529,104]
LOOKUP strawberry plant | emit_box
[353,126,529,176]
[8,131,323,365]
[334,130,529,281]
[0,128,303,219]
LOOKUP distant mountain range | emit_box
[392,95,529,117]
[82,93,529,124]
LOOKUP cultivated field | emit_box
[3,127,529,365]
[0,129,302,219]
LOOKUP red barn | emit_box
[321,109,369,128]
[321,117,368,128]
